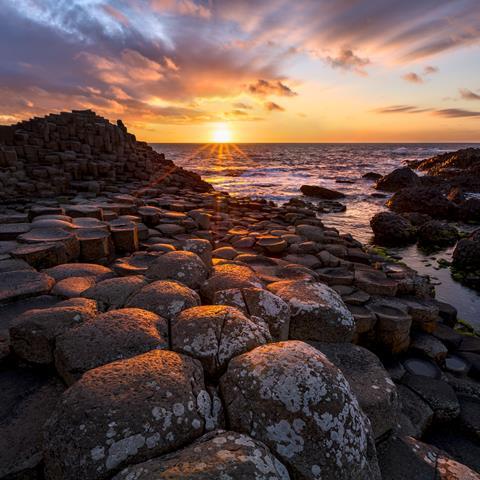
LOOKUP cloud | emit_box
[435,108,480,118]
[459,88,480,101]
[265,101,285,112]
[402,72,423,84]
[233,102,253,109]
[325,48,370,75]
[375,104,480,118]
[248,79,297,97]
[424,65,439,75]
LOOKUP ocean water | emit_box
[151,143,480,326]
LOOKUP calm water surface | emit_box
[152,143,480,327]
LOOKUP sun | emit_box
[211,123,232,143]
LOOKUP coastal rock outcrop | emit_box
[375,167,420,192]
[300,184,345,199]
[370,212,417,246]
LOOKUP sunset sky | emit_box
[1,0,480,142]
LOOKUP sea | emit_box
[151,143,480,327]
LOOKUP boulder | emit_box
[417,220,459,248]
[268,280,355,342]
[51,276,96,298]
[82,275,147,310]
[370,212,416,246]
[10,298,98,364]
[312,342,398,440]
[126,280,200,318]
[55,308,169,384]
[396,384,434,438]
[112,430,290,480]
[43,262,114,282]
[183,238,212,269]
[386,187,458,219]
[44,350,210,480]
[375,167,420,192]
[0,270,54,303]
[220,341,380,480]
[363,172,382,181]
[452,230,480,271]
[459,197,480,222]
[171,305,270,378]
[214,287,291,341]
[300,185,345,199]
[146,251,208,289]
[201,263,263,302]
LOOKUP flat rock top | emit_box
[0,270,54,303]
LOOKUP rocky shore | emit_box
[1,110,479,479]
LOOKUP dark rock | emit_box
[396,384,433,438]
[459,197,480,222]
[417,220,459,248]
[363,172,383,181]
[0,270,55,303]
[452,229,480,271]
[375,167,420,192]
[370,212,416,246]
[300,184,346,199]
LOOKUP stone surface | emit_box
[51,276,96,298]
[396,384,434,438]
[375,167,420,192]
[10,298,98,364]
[55,308,168,384]
[213,287,291,341]
[201,263,263,301]
[268,280,355,343]
[171,305,270,377]
[300,184,345,199]
[221,341,381,480]
[0,369,64,479]
[312,342,398,440]
[370,212,416,246]
[43,262,114,282]
[146,250,208,289]
[126,280,200,318]
[44,350,210,480]
[112,430,290,480]
[0,269,54,303]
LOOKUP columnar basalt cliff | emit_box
[0,112,479,480]
[0,109,211,202]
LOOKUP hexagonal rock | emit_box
[183,238,212,269]
[18,228,80,262]
[146,251,208,289]
[268,280,355,343]
[126,280,200,318]
[77,228,111,261]
[82,275,147,310]
[171,305,270,378]
[44,350,210,480]
[55,308,168,385]
[201,263,263,302]
[43,263,114,282]
[0,270,54,303]
[10,298,98,364]
[214,287,291,341]
[51,276,96,298]
[354,269,398,296]
[310,342,398,440]
[220,341,380,480]
[112,252,162,276]
[112,430,290,480]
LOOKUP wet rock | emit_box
[417,220,459,248]
[316,266,354,286]
[55,308,168,384]
[0,369,64,479]
[257,235,288,253]
[112,430,290,480]
[300,184,345,199]
[0,269,54,303]
[146,251,208,289]
[396,384,434,438]
[410,332,448,362]
[452,229,480,271]
[445,355,471,376]
[126,280,200,318]
[386,186,458,219]
[295,224,325,242]
[212,246,238,260]
[312,342,398,440]
[82,275,147,310]
[459,197,480,222]
[402,357,441,379]
[378,435,480,480]
[398,297,439,333]
[458,395,480,440]
[355,268,398,296]
[375,167,420,192]
[44,350,208,480]
[268,280,355,343]
[370,212,416,246]
[401,374,460,422]
[363,172,382,181]
[214,287,291,341]
[10,298,98,364]
[201,263,263,302]
[171,305,270,377]
[43,262,114,282]
[221,341,380,480]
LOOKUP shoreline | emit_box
[1,110,479,479]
